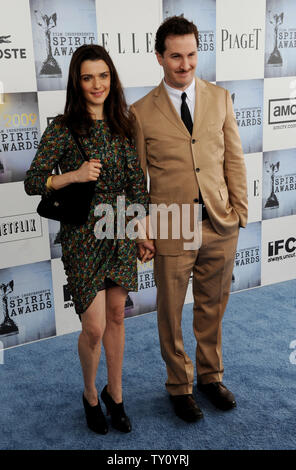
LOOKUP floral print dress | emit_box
[24,118,150,315]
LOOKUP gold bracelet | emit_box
[46,175,54,191]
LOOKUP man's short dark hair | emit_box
[155,16,199,55]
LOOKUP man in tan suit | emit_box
[131,16,248,422]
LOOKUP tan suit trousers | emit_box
[154,219,239,395]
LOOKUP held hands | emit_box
[137,239,155,264]
[74,159,102,182]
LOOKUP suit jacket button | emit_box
[194,198,199,203]
[195,168,200,172]
[192,139,196,144]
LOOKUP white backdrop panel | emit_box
[0,0,37,93]
[37,90,66,134]
[0,0,295,350]
[263,76,296,152]
[261,215,296,285]
[216,0,266,81]
[245,153,263,224]
[0,182,50,269]
[51,258,81,336]
[96,0,162,87]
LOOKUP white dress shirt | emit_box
[163,78,196,120]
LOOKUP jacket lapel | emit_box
[192,77,208,138]
[153,81,189,137]
[154,78,209,138]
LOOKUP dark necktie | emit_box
[180,92,208,220]
[181,92,193,135]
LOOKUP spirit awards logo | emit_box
[266,9,296,68]
[221,28,262,51]
[234,247,260,267]
[138,269,155,290]
[267,11,284,66]
[198,31,215,53]
[0,34,27,59]
[232,244,260,290]
[0,92,39,154]
[263,149,296,219]
[232,92,262,128]
[0,127,39,153]
[0,281,18,337]
[267,237,296,262]
[218,80,264,153]
[264,161,280,209]
[34,10,62,77]
[0,91,40,182]
[9,289,53,316]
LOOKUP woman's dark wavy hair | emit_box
[60,44,134,140]
[155,16,199,55]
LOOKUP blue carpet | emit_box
[0,279,295,450]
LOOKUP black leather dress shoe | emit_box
[170,394,203,422]
[198,382,236,410]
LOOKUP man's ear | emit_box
[155,52,163,66]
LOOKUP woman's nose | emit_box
[93,77,102,88]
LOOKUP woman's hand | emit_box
[74,159,102,182]
[49,159,102,190]
[137,240,155,263]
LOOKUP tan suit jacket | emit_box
[131,77,248,255]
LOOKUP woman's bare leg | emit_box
[103,286,128,403]
[78,290,106,406]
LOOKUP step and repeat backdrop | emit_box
[0,0,295,349]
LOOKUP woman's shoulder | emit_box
[121,135,136,150]
[48,114,66,130]
[43,115,70,139]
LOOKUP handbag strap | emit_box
[54,126,89,175]
[69,128,89,162]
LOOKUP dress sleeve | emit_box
[24,118,67,196]
[123,138,150,213]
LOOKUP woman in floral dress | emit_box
[24,45,154,435]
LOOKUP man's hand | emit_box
[137,240,155,263]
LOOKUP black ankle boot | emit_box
[82,394,108,434]
[101,385,132,433]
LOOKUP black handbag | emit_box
[37,129,96,226]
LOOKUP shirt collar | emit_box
[163,78,196,102]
